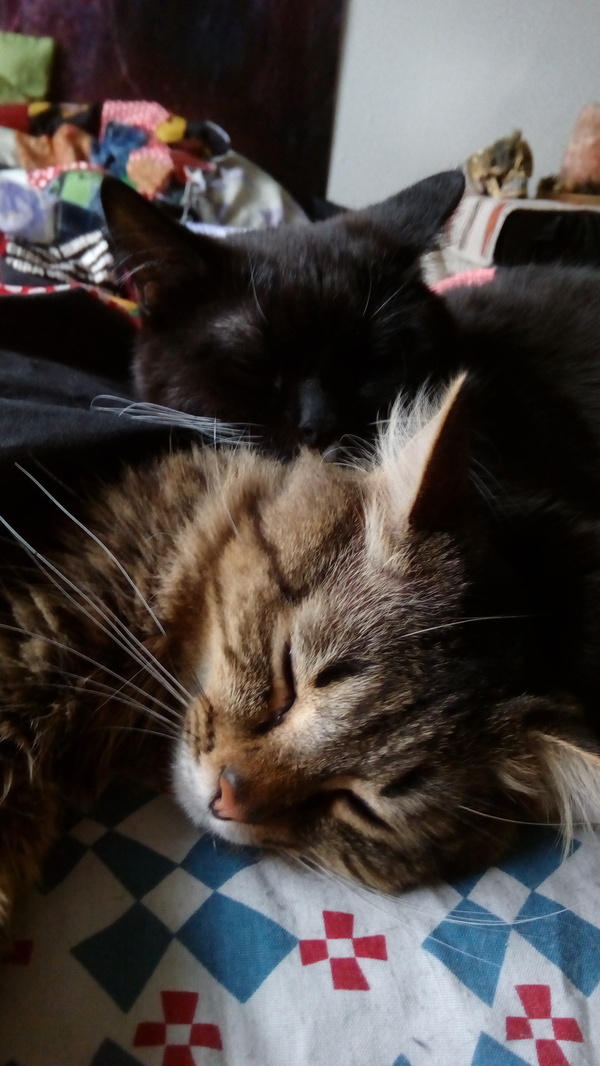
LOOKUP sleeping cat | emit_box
[101,170,465,452]
[101,170,600,476]
[2,341,600,926]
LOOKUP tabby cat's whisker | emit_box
[14,464,167,639]
[44,660,181,721]
[22,677,176,728]
[0,491,196,708]
[0,644,182,732]
[0,620,186,724]
[398,614,535,642]
[457,803,592,830]
[293,854,569,930]
[101,725,180,743]
[0,513,190,711]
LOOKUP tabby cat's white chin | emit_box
[172,740,257,846]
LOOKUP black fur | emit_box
[101,171,464,452]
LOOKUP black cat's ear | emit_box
[101,177,225,314]
[359,170,465,250]
[365,374,469,565]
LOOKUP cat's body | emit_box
[102,170,600,474]
[3,171,600,927]
[101,171,466,453]
[2,342,600,925]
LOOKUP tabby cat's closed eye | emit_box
[314,659,366,688]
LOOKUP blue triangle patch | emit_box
[180,833,262,889]
[93,830,177,899]
[72,903,172,1011]
[496,826,579,889]
[515,890,600,995]
[91,1040,144,1066]
[90,782,157,828]
[423,898,510,1005]
[471,1032,531,1066]
[177,891,297,1002]
[40,833,89,893]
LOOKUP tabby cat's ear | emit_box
[101,177,226,314]
[365,374,469,564]
[359,170,465,250]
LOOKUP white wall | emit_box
[328,0,600,207]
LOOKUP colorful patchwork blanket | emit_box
[0,98,307,378]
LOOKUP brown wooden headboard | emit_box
[0,0,346,203]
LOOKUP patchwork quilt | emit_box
[0,97,307,325]
[0,782,598,1066]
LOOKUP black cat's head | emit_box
[101,171,465,454]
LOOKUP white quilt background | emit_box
[0,784,598,1066]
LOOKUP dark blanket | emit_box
[0,342,173,541]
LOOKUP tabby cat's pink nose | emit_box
[209,770,250,823]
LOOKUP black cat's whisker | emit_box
[14,464,167,639]
[469,461,513,520]
[469,469,499,509]
[113,250,165,286]
[0,511,190,711]
[90,396,250,443]
[370,283,408,320]
[247,253,267,323]
[361,268,374,318]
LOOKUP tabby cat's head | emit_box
[101,171,464,454]
[163,378,600,892]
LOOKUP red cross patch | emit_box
[506,984,584,1066]
[299,909,388,990]
[133,990,223,1065]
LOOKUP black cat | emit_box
[101,171,465,452]
[102,171,600,486]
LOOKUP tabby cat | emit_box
[2,345,600,926]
